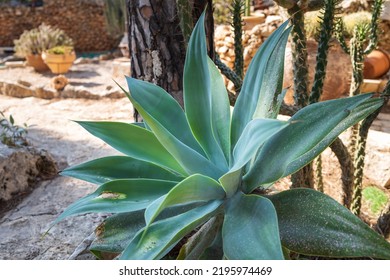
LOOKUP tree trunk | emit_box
[127,1,214,121]
[127,0,186,113]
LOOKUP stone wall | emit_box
[0,0,120,52]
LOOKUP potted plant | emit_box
[42,46,76,74]
[13,23,73,72]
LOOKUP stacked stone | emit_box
[0,0,119,52]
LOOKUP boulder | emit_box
[0,143,57,215]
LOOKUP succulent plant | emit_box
[13,23,73,57]
[46,46,74,55]
[53,15,390,260]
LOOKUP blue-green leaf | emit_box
[219,118,288,197]
[119,200,223,260]
[252,28,291,120]
[231,20,290,146]
[90,204,201,258]
[283,97,383,176]
[124,77,205,156]
[61,156,184,185]
[269,188,390,259]
[77,121,187,176]
[145,174,226,225]
[53,179,176,225]
[124,79,225,179]
[208,57,231,164]
[90,210,145,258]
[223,192,284,260]
[244,94,383,192]
[177,215,224,260]
[183,12,228,168]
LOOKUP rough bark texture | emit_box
[128,0,186,109]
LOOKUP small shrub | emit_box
[363,186,389,215]
[14,23,73,57]
[0,112,28,147]
[46,46,74,55]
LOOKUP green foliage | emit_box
[46,46,74,55]
[362,187,389,215]
[14,23,73,57]
[102,0,126,38]
[0,112,28,147]
[55,15,390,260]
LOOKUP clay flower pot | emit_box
[42,51,76,74]
[26,54,49,72]
[363,49,390,79]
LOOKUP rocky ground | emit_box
[0,60,134,259]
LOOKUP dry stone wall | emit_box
[0,0,119,52]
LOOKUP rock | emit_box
[361,130,390,189]
[0,144,57,215]
[34,85,59,99]
[1,82,34,98]
[382,1,390,21]
[51,75,68,91]
[112,58,131,78]
[4,61,25,68]
[265,15,282,24]
[17,80,31,87]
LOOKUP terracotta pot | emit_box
[363,49,390,79]
[41,51,76,74]
[26,54,49,72]
[242,15,265,30]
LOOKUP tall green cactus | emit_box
[232,0,245,80]
[335,0,384,215]
[308,0,338,192]
[176,0,194,44]
[214,0,246,97]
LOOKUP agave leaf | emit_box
[183,12,228,168]
[90,210,145,259]
[231,20,290,146]
[244,94,383,192]
[223,192,284,260]
[124,77,205,156]
[53,179,176,225]
[77,121,187,176]
[207,57,231,164]
[124,80,225,179]
[90,204,201,258]
[144,174,226,226]
[177,215,223,260]
[283,97,383,176]
[252,28,291,120]
[219,118,288,197]
[61,156,184,185]
[269,189,390,259]
[119,200,223,260]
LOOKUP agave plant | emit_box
[54,14,390,260]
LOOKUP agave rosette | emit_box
[56,15,390,260]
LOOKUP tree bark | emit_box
[127,0,186,112]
